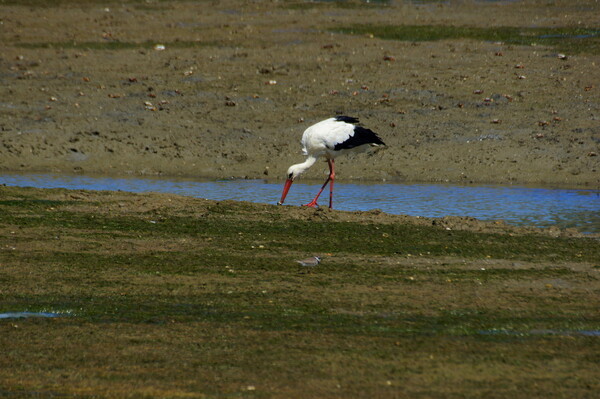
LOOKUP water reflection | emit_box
[0,312,66,319]
[0,173,598,233]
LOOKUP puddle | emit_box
[539,32,600,40]
[1,173,599,233]
[0,312,68,319]
[479,329,600,337]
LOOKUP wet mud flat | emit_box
[0,0,599,187]
[0,186,599,397]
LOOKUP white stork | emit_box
[278,116,385,209]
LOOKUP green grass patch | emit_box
[2,197,598,263]
[0,0,195,6]
[0,199,73,209]
[3,293,598,337]
[284,0,391,10]
[332,24,600,54]
[1,186,599,397]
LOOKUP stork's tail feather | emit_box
[333,126,385,151]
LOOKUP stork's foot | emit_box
[303,200,319,208]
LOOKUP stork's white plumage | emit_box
[278,116,385,208]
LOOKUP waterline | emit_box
[1,173,598,233]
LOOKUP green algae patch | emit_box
[333,24,600,54]
[1,186,599,398]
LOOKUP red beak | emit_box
[278,178,294,205]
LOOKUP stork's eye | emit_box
[288,173,293,179]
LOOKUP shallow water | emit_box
[0,312,65,319]
[479,329,600,337]
[1,173,599,233]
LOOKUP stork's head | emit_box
[277,157,317,206]
[285,163,306,181]
[278,165,305,205]
[277,168,295,206]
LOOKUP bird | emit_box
[296,256,321,272]
[277,116,385,209]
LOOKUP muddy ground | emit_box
[0,0,599,188]
[1,3,600,396]
[0,186,599,397]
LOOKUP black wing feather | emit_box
[334,115,360,124]
[334,126,385,151]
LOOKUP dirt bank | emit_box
[0,0,599,187]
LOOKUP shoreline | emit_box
[1,167,599,191]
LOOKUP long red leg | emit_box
[304,159,335,208]
[303,175,330,207]
[328,159,335,209]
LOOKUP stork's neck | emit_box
[290,155,317,178]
